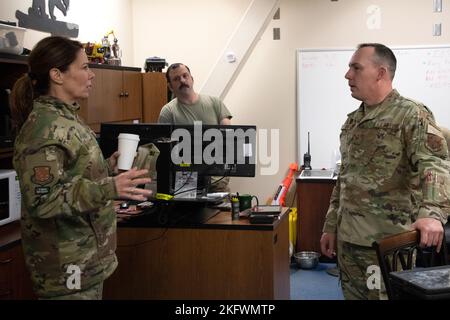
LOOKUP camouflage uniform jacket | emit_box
[323,90,450,247]
[13,96,118,297]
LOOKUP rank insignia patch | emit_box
[31,166,54,186]
[426,124,444,153]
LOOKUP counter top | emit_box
[296,176,337,183]
[205,207,290,231]
[0,53,28,64]
[0,208,289,250]
[118,205,290,231]
[0,53,141,72]
[88,63,141,72]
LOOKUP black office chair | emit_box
[372,230,448,300]
[444,221,450,263]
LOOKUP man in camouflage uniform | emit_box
[320,43,450,300]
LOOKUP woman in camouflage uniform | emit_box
[10,36,152,299]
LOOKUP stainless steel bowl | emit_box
[294,251,320,269]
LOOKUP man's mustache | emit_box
[179,84,189,90]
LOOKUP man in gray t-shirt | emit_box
[158,63,232,125]
[158,63,232,191]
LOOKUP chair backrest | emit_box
[372,230,448,300]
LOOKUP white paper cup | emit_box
[117,133,140,170]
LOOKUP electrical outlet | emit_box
[273,28,281,40]
[433,23,442,36]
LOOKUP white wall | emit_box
[131,0,252,86]
[3,0,450,205]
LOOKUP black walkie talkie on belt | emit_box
[303,132,312,170]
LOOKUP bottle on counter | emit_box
[231,195,240,220]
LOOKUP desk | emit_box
[103,208,290,299]
[296,178,335,254]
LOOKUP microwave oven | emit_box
[0,169,21,226]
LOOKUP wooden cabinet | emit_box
[142,72,168,123]
[0,54,28,168]
[0,54,28,89]
[0,58,169,141]
[0,244,35,300]
[79,65,143,133]
[0,222,36,300]
[296,178,335,255]
[0,247,14,299]
[103,209,290,299]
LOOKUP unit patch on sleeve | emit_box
[31,166,54,186]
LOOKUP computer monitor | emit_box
[171,124,256,178]
[99,122,256,197]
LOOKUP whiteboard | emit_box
[297,46,450,170]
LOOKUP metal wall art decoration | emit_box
[15,0,79,38]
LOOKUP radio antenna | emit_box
[307,132,310,155]
[303,132,312,170]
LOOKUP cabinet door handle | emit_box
[124,92,129,97]
[119,92,125,97]
[0,258,13,265]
